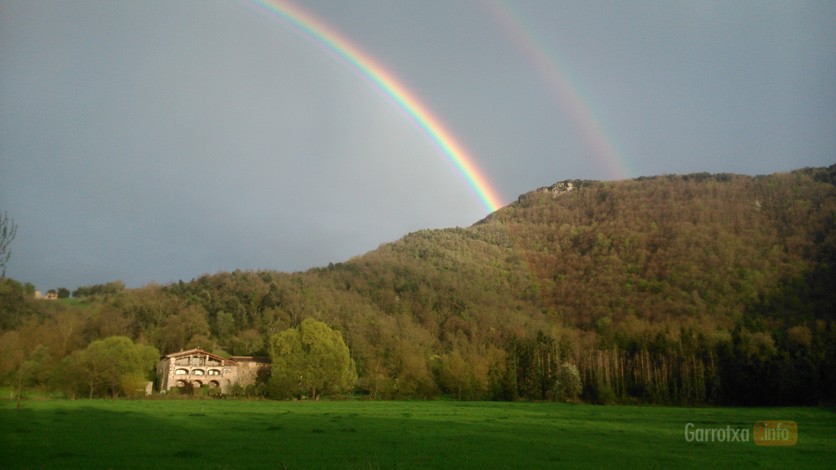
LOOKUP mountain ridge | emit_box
[2,165,834,404]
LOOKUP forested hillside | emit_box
[2,166,834,404]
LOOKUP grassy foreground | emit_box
[1,399,832,469]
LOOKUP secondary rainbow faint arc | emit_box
[483,0,631,180]
[247,0,504,213]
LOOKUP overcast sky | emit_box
[2,0,834,291]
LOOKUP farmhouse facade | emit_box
[156,348,270,394]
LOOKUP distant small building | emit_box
[45,290,58,300]
[156,348,271,394]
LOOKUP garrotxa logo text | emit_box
[753,421,797,446]
[684,421,797,446]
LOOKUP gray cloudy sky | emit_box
[1,0,834,291]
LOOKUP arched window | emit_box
[175,369,188,375]
[193,369,205,376]
[208,369,221,376]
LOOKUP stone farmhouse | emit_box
[156,348,270,394]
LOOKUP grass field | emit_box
[1,398,833,469]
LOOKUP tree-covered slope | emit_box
[2,166,834,404]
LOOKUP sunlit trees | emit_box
[229,328,264,355]
[74,336,158,398]
[148,304,211,354]
[0,317,48,406]
[0,168,832,404]
[72,281,125,298]
[0,330,28,404]
[269,318,357,400]
[555,362,582,402]
[0,278,38,330]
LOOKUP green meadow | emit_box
[1,399,833,469]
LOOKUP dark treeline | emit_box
[1,166,834,404]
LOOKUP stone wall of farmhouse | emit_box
[157,350,270,394]
[229,356,271,389]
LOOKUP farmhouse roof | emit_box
[161,348,234,364]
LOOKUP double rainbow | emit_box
[247,0,504,213]
[483,1,631,180]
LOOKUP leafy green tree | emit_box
[52,352,87,399]
[230,328,265,355]
[22,344,53,389]
[0,278,38,330]
[0,330,26,403]
[555,362,582,402]
[437,350,469,399]
[148,304,210,354]
[0,319,45,406]
[72,280,125,298]
[77,336,158,398]
[214,311,235,342]
[269,318,357,400]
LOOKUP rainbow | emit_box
[482,1,631,180]
[244,0,503,213]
